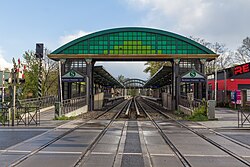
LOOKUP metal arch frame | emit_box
[123,78,146,89]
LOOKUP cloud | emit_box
[0,47,12,70]
[59,30,91,45]
[126,0,250,50]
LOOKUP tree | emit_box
[42,49,58,96]
[21,49,58,98]
[143,61,171,77]
[22,50,39,98]
[117,75,126,84]
[190,37,232,74]
[234,37,250,64]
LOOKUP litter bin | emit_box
[207,100,216,119]
[55,102,62,118]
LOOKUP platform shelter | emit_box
[49,27,217,111]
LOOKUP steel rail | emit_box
[73,99,131,167]
[142,97,250,167]
[9,99,127,167]
[125,97,133,117]
[134,97,140,116]
[136,98,191,167]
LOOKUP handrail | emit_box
[179,95,203,109]
[61,96,86,115]
[19,96,58,108]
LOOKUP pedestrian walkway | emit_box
[198,107,249,129]
[39,106,68,127]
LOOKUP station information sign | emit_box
[234,63,250,75]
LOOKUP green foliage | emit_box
[174,109,184,116]
[19,49,58,99]
[117,75,126,84]
[21,51,39,98]
[144,61,171,76]
[54,115,77,120]
[187,105,208,121]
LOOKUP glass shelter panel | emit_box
[60,32,208,55]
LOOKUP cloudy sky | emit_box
[0,0,249,79]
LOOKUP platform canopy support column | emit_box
[200,58,207,100]
[172,58,180,110]
[85,59,95,111]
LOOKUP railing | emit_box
[61,96,86,115]
[238,108,250,127]
[16,106,40,126]
[179,95,203,109]
[19,96,58,108]
[0,107,9,126]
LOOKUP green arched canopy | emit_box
[49,27,217,60]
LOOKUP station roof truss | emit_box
[49,27,218,61]
[123,78,146,89]
[93,66,124,88]
[143,66,172,88]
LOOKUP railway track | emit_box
[137,97,250,167]
[7,96,250,167]
[8,99,129,167]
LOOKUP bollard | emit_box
[207,100,216,119]
[55,102,62,119]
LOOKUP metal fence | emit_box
[19,96,58,108]
[238,108,250,127]
[16,106,40,126]
[179,95,203,109]
[0,107,9,126]
[61,96,86,115]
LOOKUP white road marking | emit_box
[184,154,231,157]
[119,153,143,155]
[150,153,175,156]
[91,152,114,155]
[0,150,31,153]
[39,151,82,154]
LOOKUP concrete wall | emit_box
[162,93,172,110]
[65,105,88,117]
[94,92,104,110]
[178,105,193,115]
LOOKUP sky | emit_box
[0,0,250,80]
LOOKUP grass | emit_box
[186,105,208,121]
[54,115,77,120]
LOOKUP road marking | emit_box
[91,152,114,155]
[150,153,175,156]
[119,153,143,155]
[0,150,31,153]
[39,151,82,154]
[0,129,49,131]
[184,154,231,157]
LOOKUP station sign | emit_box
[181,69,206,82]
[62,70,85,82]
[234,63,250,75]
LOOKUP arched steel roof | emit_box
[49,27,217,60]
[123,78,146,88]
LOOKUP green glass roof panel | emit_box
[52,27,215,55]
